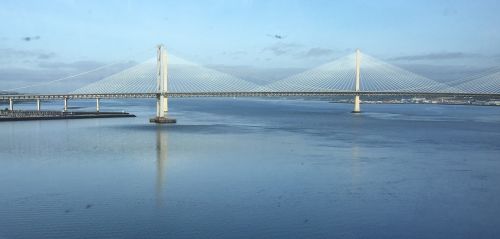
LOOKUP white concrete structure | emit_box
[36,98,41,111]
[63,97,68,112]
[150,44,176,123]
[8,98,13,111]
[157,45,168,117]
[96,98,100,112]
[353,49,361,113]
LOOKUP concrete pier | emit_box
[150,44,176,124]
[353,94,361,113]
[63,97,68,112]
[36,99,41,111]
[8,98,13,111]
[96,98,100,112]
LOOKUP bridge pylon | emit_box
[150,44,176,124]
[352,49,361,113]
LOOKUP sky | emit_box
[1,0,500,90]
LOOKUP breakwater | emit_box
[0,110,135,121]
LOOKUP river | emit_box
[0,98,499,238]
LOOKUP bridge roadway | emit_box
[1,91,499,100]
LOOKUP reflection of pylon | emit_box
[156,127,169,207]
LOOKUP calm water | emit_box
[0,99,499,239]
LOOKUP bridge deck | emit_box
[1,92,499,101]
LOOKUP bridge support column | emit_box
[352,49,361,113]
[36,98,41,111]
[150,44,176,124]
[8,98,13,111]
[63,97,68,112]
[353,95,360,113]
[96,98,100,112]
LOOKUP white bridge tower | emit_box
[150,44,176,123]
[352,49,362,113]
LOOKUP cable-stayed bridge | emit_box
[1,45,499,123]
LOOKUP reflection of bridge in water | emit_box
[156,127,168,207]
[1,45,499,123]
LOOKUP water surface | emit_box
[0,99,499,238]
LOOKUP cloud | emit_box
[0,48,56,61]
[37,52,56,60]
[442,7,458,17]
[222,50,247,56]
[0,61,136,93]
[38,60,105,70]
[263,42,302,56]
[390,52,481,61]
[263,43,342,59]
[488,55,500,64]
[208,64,306,85]
[300,47,335,58]
[395,63,493,83]
[221,50,247,60]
